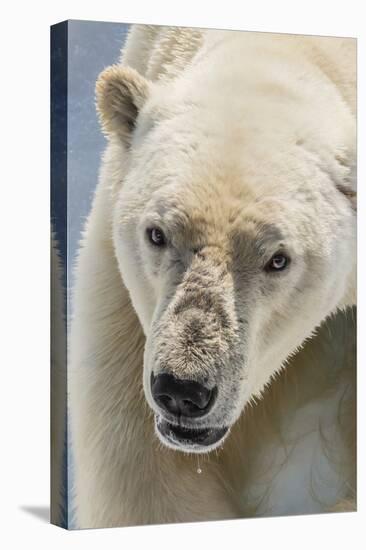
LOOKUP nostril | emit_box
[151,372,217,418]
[181,398,201,415]
[156,394,178,414]
[180,397,208,417]
[160,395,172,408]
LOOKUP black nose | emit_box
[151,373,217,418]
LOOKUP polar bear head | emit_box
[96,60,356,454]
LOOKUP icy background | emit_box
[67,20,130,289]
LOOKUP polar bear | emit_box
[69,25,356,528]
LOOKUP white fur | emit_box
[69,26,356,528]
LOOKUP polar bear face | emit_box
[96,65,356,453]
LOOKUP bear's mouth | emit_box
[155,415,229,452]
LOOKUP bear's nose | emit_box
[151,373,216,418]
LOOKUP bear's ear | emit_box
[96,65,151,146]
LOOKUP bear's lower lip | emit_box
[155,416,229,450]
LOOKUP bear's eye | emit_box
[265,253,290,272]
[147,227,166,247]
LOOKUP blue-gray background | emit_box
[68,21,130,289]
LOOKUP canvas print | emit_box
[50,20,356,529]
